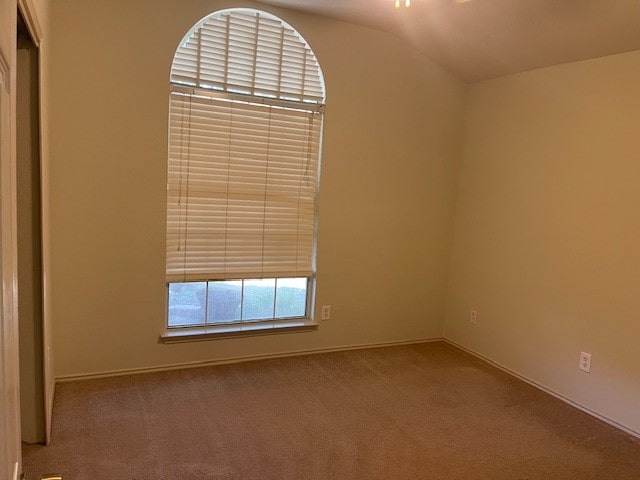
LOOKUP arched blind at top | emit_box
[171,9,325,104]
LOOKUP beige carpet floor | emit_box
[22,342,640,479]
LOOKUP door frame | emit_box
[17,0,54,446]
[0,6,21,476]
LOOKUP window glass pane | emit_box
[168,282,206,327]
[242,278,276,321]
[275,278,307,318]
[208,280,242,324]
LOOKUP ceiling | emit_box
[257,0,640,83]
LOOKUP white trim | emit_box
[161,319,318,343]
[55,337,640,440]
[444,338,640,440]
[0,30,21,479]
[38,47,54,447]
[56,337,444,382]
[17,0,43,47]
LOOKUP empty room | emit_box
[1,0,640,479]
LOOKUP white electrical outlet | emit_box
[321,305,331,320]
[469,309,478,325]
[579,352,592,373]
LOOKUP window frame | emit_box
[163,8,325,339]
[166,275,314,329]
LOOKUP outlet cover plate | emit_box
[579,352,592,373]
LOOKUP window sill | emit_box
[160,319,318,344]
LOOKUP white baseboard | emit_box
[54,336,640,440]
[444,338,640,440]
[55,337,444,383]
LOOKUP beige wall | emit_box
[48,0,465,378]
[446,50,640,434]
[43,0,640,442]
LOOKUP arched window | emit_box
[166,9,325,329]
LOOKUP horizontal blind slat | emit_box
[167,82,322,280]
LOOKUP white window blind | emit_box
[166,9,325,283]
[171,9,325,104]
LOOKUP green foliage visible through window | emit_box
[168,278,308,327]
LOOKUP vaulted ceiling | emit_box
[258,0,640,83]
